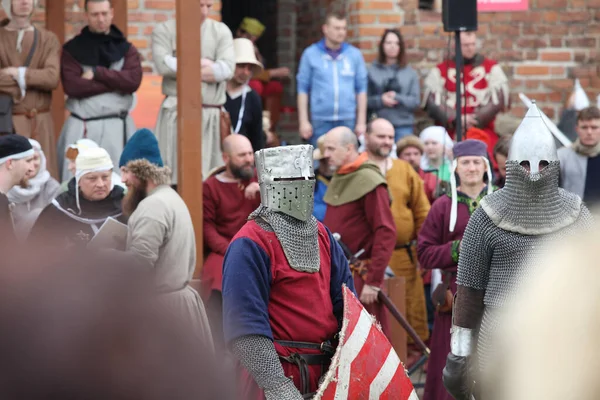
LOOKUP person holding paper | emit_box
[29,147,125,247]
[118,128,213,348]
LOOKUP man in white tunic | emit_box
[118,128,213,347]
[152,0,234,183]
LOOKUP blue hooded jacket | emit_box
[296,39,368,122]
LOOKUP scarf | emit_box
[572,138,600,158]
[323,153,389,206]
[55,178,124,221]
[7,142,50,204]
[63,25,131,68]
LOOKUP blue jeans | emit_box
[394,125,413,143]
[310,119,356,147]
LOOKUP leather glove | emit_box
[442,353,472,400]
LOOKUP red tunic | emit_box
[223,220,354,398]
[323,184,396,337]
[201,174,260,300]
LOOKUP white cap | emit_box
[75,148,114,214]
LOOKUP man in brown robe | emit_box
[322,126,396,338]
[0,0,60,177]
[364,118,431,365]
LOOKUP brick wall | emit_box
[18,0,600,120]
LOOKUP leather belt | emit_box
[275,340,336,355]
[275,339,335,396]
[395,240,416,265]
[71,110,129,147]
[13,107,50,140]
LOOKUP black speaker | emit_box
[442,0,478,32]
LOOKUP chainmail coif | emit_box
[481,161,582,235]
[249,205,321,273]
[457,187,593,371]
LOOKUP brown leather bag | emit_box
[432,272,453,313]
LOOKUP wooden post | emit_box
[112,0,128,36]
[45,0,65,141]
[385,277,408,363]
[176,0,203,278]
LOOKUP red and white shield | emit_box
[313,286,418,400]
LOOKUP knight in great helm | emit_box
[221,144,356,400]
[443,103,594,400]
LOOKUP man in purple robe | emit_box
[417,139,493,400]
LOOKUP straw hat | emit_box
[233,38,264,76]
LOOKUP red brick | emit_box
[544,0,568,8]
[550,66,566,76]
[357,1,394,10]
[131,38,148,49]
[515,66,550,76]
[357,14,377,24]
[540,51,572,62]
[542,11,560,22]
[560,11,591,22]
[490,24,519,36]
[378,14,402,24]
[565,37,597,48]
[542,79,574,91]
[358,26,386,37]
[144,1,174,10]
[516,38,548,49]
[418,38,449,49]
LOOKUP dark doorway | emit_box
[221,0,278,69]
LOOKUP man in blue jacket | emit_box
[296,11,368,147]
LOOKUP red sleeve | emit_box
[203,179,232,255]
[363,185,396,287]
[93,46,142,94]
[61,49,111,98]
[417,200,455,270]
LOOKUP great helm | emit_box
[508,102,558,174]
[254,145,315,221]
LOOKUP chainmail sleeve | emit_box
[231,335,303,400]
[456,208,494,291]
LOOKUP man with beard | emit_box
[364,118,431,363]
[222,144,355,399]
[29,147,125,248]
[202,134,261,347]
[322,126,396,338]
[443,104,593,400]
[118,128,213,348]
[57,0,143,180]
[0,134,34,240]
[0,0,61,177]
[422,31,509,166]
[224,38,265,152]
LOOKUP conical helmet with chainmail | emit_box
[480,102,583,235]
[254,144,315,221]
[508,102,559,176]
